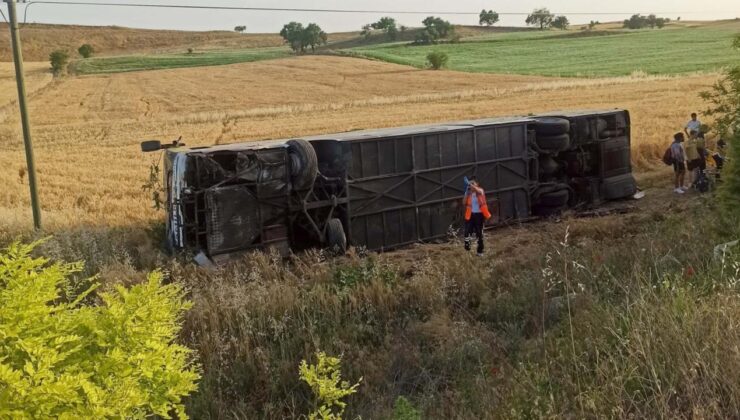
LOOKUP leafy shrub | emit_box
[552,15,570,30]
[701,34,740,214]
[426,51,449,70]
[0,241,199,418]
[49,50,69,75]
[392,396,421,420]
[78,44,94,58]
[299,352,361,420]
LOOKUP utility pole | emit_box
[5,0,41,229]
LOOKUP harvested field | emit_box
[0,23,360,62]
[0,55,717,235]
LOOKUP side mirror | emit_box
[141,138,185,152]
[141,140,162,152]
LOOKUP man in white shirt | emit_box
[684,113,702,137]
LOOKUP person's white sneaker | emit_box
[681,186,689,191]
[674,188,685,194]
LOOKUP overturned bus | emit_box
[142,109,637,262]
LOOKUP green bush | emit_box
[299,351,361,420]
[78,44,94,58]
[426,51,449,70]
[392,396,421,420]
[0,241,199,418]
[701,34,740,215]
[49,50,69,75]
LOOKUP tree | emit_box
[0,242,200,418]
[526,8,555,30]
[77,44,94,58]
[360,24,374,39]
[280,21,305,53]
[426,51,449,70]
[415,16,454,45]
[646,14,658,28]
[624,14,646,29]
[234,25,246,33]
[700,34,740,213]
[552,15,570,30]
[303,23,327,52]
[479,9,500,26]
[280,22,327,53]
[49,50,69,75]
[656,18,667,29]
[371,16,399,40]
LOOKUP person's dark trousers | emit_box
[464,213,485,254]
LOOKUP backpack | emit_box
[695,171,710,193]
[662,147,674,166]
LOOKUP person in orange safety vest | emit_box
[462,176,492,256]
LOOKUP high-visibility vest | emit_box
[465,190,492,221]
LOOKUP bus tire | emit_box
[532,117,570,136]
[287,139,318,191]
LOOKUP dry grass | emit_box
[0,51,736,419]
[0,23,360,62]
[0,55,719,236]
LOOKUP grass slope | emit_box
[351,21,740,77]
[0,23,290,62]
[70,47,291,74]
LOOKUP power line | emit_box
[20,1,715,25]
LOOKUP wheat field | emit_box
[0,55,718,234]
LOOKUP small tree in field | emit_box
[526,8,554,29]
[426,51,449,70]
[280,22,327,53]
[77,44,94,58]
[552,15,570,30]
[0,242,200,418]
[49,50,69,75]
[479,9,500,26]
[371,16,399,41]
[234,25,246,33]
[415,16,454,45]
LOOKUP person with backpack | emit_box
[666,132,687,194]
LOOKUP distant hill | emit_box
[0,23,358,62]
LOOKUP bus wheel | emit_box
[287,139,318,191]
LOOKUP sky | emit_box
[10,0,740,33]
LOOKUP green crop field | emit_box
[350,21,740,77]
[71,47,291,75]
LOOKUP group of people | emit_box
[669,113,725,194]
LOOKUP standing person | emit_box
[685,130,702,186]
[671,132,687,194]
[684,113,702,137]
[462,177,492,256]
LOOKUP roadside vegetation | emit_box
[11,179,737,418]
